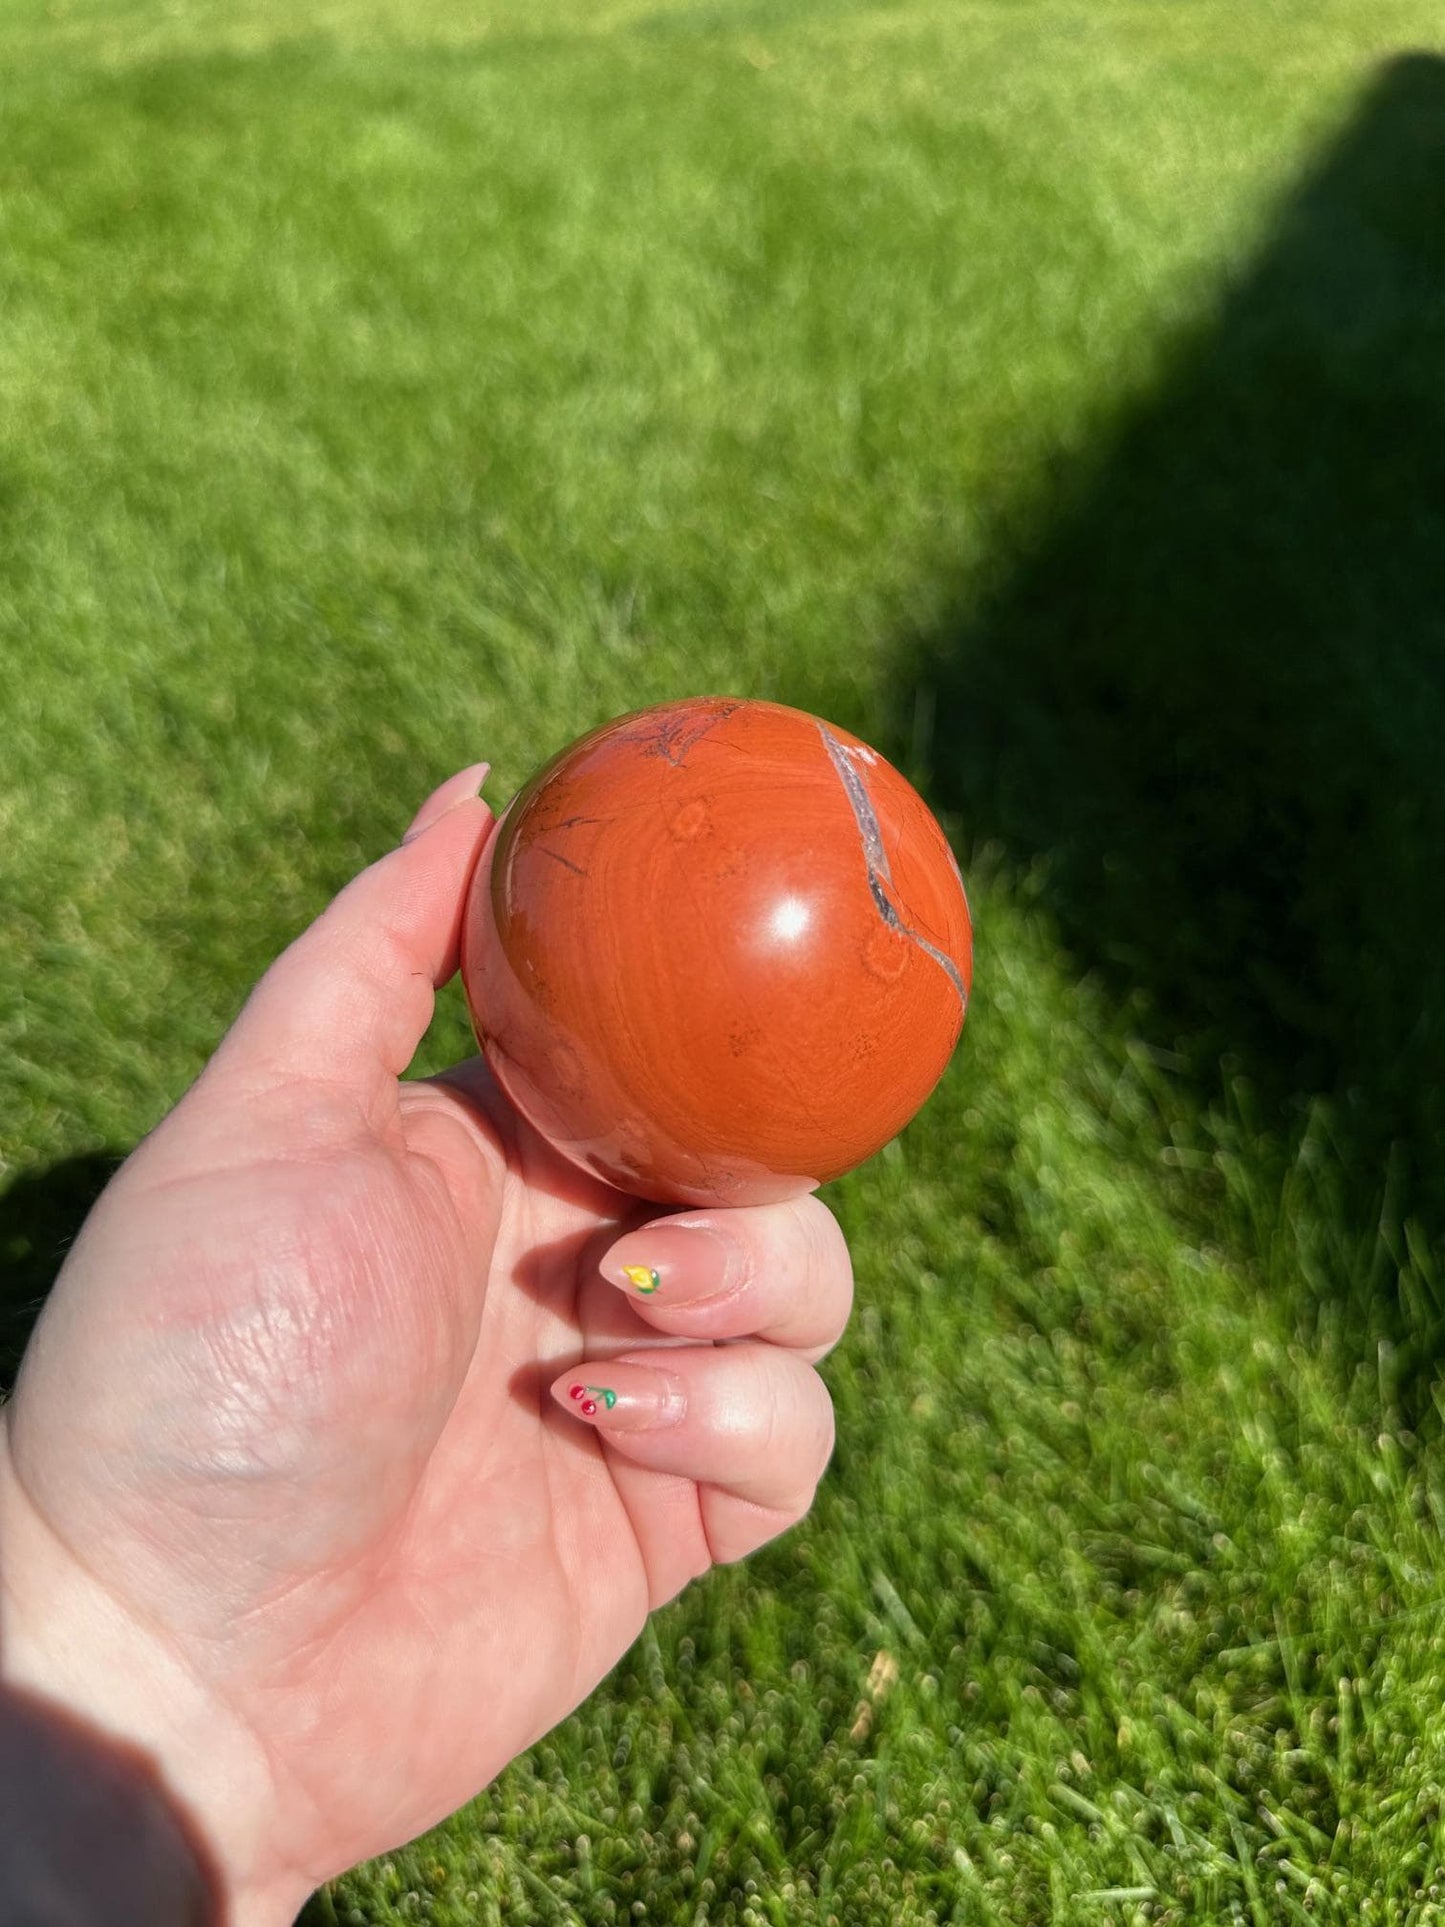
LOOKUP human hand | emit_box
[0,765,851,1925]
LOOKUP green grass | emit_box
[4,0,1445,1920]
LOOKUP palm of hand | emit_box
[9,1054,701,1887]
[1,780,843,1914]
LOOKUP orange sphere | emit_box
[460,697,972,1206]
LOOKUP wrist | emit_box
[0,1438,312,1927]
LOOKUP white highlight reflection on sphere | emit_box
[768,894,813,945]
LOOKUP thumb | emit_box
[207,763,496,1101]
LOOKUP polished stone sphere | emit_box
[460,696,972,1205]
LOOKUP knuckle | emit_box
[783,1197,853,1347]
[799,1196,854,1295]
[807,1375,837,1485]
[771,1358,835,1490]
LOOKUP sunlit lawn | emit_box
[4,0,1445,1919]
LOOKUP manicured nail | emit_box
[402,762,491,844]
[600,1221,740,1306]
[550,1360,687,1432]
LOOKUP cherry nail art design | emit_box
[568,1383,618,1419]
[554,1361,686,1430]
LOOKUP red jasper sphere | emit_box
[460,697,972,1206]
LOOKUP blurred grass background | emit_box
[4,1,1445,1920]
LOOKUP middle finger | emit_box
[594,1194,854,1360]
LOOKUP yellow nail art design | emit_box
[623,1264,661,1295]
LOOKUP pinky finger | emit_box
[549,1344,835,1563]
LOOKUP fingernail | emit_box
[600,1221,740,1307]
[549,1359,687,1432]
[402,763,491,844]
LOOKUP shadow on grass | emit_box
[891,54,1445,1331]
[0,1153,124,1395]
